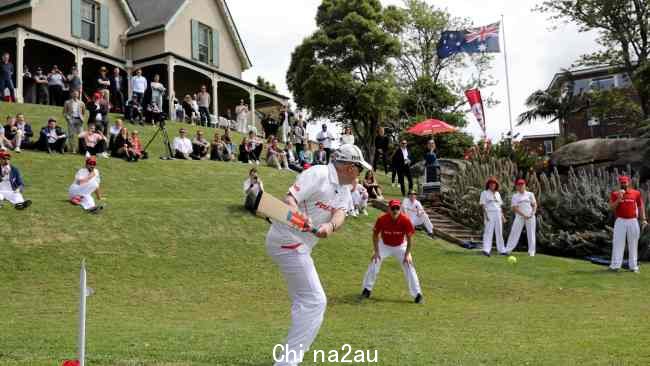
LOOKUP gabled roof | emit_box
[126,0,252,69]
[547,64,631,91]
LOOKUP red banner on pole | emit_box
[465,89,486,138]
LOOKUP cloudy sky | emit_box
[228,0,601,141]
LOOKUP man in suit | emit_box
[110,67,125,113]
[392,139,413,197]
[374,127,390,174]
[38,118,67,154]
[63,90,86,154]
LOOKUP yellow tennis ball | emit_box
[507,255,517,264]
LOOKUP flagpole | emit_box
[501,14,514,134]
[79,259,87,366]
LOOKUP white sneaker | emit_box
[85,151,91,158]
[351,210,359,217]
[392,183,397,188]
[362,208,368,216]
[15,147,21,153]
[256,160,260,165]
[248,161,253,165]
[632,268,640,273]
[101,152,110,159]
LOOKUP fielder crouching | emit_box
[266,144,369,366]
[68,156,104,214]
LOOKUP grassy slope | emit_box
[1,103,650,366]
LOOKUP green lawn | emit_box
[1,103,650,366]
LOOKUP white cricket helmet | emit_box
[334,144,372,171]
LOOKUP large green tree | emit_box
[287,0,401,159]
[256,76,278,93]
[536,0,650,117]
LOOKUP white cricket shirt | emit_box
[480,190,503,212]
[401,198,424,221]
[511,191,536,217]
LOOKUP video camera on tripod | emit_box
[142,117,174,160]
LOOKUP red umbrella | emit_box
[407,118,457,136]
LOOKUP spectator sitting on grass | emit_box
[79,124,109,158]
[267,138,289,170]
[350,178,369,217]
[239,137,252,164]
[2,116,23,153]
[108,119,124,151]
[222,127,235,156]
[173,128,193,160]
[210,133,229,161]
[363,170,384,200]
[247,130,263,165]
[243,167,264,212]
[0,150,32,210]
[313,143,328,165]
[68,156,103,214]
[285,142,302,173]
[38,118,67,154]
[15,113,34,150]
[181,94,196,124]
[191,130,210,160]
[130,130,146,160]
[112,127,137,162]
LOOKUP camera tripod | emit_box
[142,122,174,160]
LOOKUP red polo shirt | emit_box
[610,189,644,219]
[374,213,415,246]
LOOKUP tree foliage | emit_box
[536,0,650,117]
[256,76,278,93]
[287,0,401,158]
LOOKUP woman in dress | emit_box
[363,170,384,200]
[235,99,249,133]
[150,74,166,110]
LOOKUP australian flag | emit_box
[437,22,501,59]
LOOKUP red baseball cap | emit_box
[388,199,401,209]
[515,178,526,186]
[85,157,97,166]
[0,150,10,159]
[618,176,630,184]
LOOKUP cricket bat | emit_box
[254,191,319,234]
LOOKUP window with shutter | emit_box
[80,0,97,43]
[71,0,82,38]
[99,4,109,48]
[197,23,212,64]
[212,29,220,67]
[191,20,200,60]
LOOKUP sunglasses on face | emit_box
[390,207,401,211]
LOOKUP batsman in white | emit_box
[266,144,370,366]
[479,177,506,256]
[68,156,104,214]
[505,179,537,256]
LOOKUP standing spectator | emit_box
[363,170,384,200]
[23,66,34,103]
[38,118,67,154]
[292,118,306,158]
[316,124,335,162]
[505,179,538,256]
[150,74,166,110]
[2,116,23,152]
[350,179,369,216]
[235,99,249,133]
[392,139,413,197]
[68,157,103,214]
[96,66,110,98]
[285,142,302,173]
[109,67,125,112]
[424,139,439,183]
[112,127,137,161]
[0,53,15,102]
[210,133,228,161]
[197,85,211,126]
[47,65,65,106]
[243,167,264,211]
[79,124,109,158]
[191,94,200,122]
[67,66,82,98]
[247,130,263,164]
[181,94,196,124]
[125,96,144,124]
[402,190,435,238]
[479,177,506,256]
[191,130,210,160]
[374,127,390,174]
[341,126,355,145]
[279,105,290,144]
[267,138,289,170]
[33,67,49,105]
[0,150,31,209]
[608,176,647,273]
[63,90,86,154]
[131,68,147,103]
[87,93,105,129]
[172,128,193,160]
[313,143,328,165]
[14,113,34,150]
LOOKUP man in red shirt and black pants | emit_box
[609,176,648,273]
[361,199,423,303]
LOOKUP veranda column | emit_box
[167,55,175,118]
[249,87,256,131]
[212,75,219,120]
[76,49,83,96]
[15,28,25,103]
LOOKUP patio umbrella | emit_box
[407,118,458,136]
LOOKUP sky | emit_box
[227,0,602,141]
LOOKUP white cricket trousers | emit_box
[506,215,536,256]
[483,211,505,254]
[0,180,25,205]
[610,218,641,271]
[409,214,433,234]
[362,241,422,298]
[268,246,326,366]
[68,182,99,210]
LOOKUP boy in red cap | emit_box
[609,176,647,272]
[0,150,31,209]
[360,199,423,304]
[68,157,103,214]
[479,177,505,256]
[505,179,537,256]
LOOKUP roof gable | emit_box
[126,0,251,69]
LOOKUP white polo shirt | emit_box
[267,164,351,251]
[316,130,335,149]
[172,137,193,154]
[480,190,503,212]
[401,198,424,220]
[511,191,536,217]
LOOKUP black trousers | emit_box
[397,168,413,197]
[83,140,107,156]
[294,143,304,158]
[199,107,210,125]
[48,85,63,106]
[374,149,390,174]
[40,139,66,153]
[324,148,332,163]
